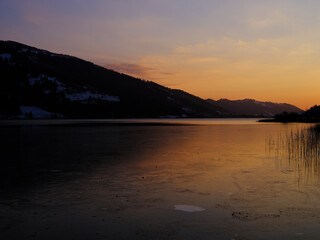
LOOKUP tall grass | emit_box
[267,125,320,183]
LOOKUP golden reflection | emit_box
[4,121,320,239]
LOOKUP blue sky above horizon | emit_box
[1,0,320,109]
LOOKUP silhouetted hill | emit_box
[206,98,303,117]
[259,105,320,123]
[0,40,226,119]
[305,105,320,117]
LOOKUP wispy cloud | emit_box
[248,10,289,28]
[104,63,155,78]
[104,62,175,82]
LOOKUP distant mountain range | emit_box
[206,98,303,117]
[0,41,303,119]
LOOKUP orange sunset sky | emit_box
[1,0,320,110]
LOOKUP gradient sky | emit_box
[1,0,320,109]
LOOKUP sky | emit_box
[1,0,320,109]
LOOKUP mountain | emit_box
[0,40,226,119]
[206,98,303,117]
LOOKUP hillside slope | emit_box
[0,41,225,118]
[207,98,303,117]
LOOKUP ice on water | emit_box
[174,205,205,212]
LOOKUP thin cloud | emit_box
[104,62,176,84]
[104,63,155,78]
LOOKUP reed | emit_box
[267,125,320,183]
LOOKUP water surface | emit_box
[1,119,319,240]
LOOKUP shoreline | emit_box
[259,118,320,123]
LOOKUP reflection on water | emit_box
[1,120,320,240]
[268,124,320,183]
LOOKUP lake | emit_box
[1,119,320,240]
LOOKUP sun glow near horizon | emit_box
[1,0,320,109]
[101,36,320,110]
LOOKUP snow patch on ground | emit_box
[65,91,120,102]
[174,205,205,212]
[28,76,42,86]
[0,53,11,61]
[182,107,193,113]
[47,76,66,91]
[47,76,56,82]
[253,101,267,107]
[28,74,65,91]
[20,106,53,119]
[26,74,119,103]
[167,96,177,102]
[19,48,49,55]
[31,50,39,54]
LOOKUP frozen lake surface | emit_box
[0,119,319,240]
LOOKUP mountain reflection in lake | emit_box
[1,119,320,240]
